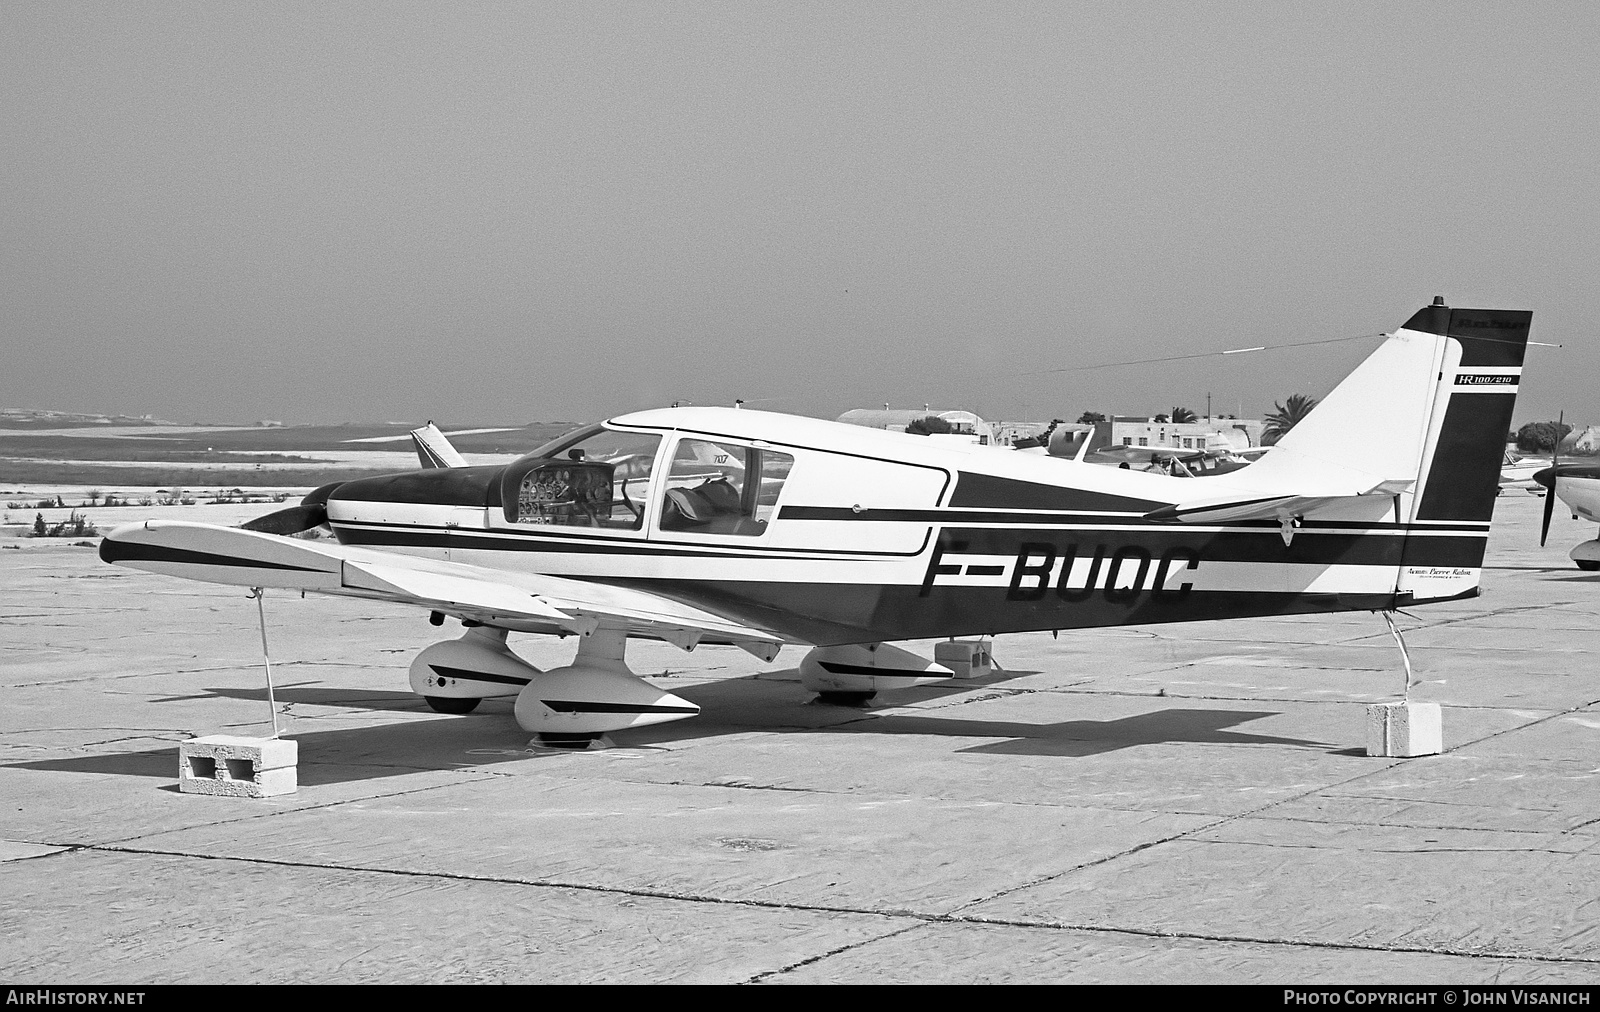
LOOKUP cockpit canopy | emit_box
[498,424,660,529]
[497,421,794,536]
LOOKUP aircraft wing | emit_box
[100,521,786,660]
[1144,480,1413,524]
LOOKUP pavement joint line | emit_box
[950,756,1426,917]
[742,922,928,983]
[1223,812,1559,836]
[1437,696,1600,755]
[1187,838,1583,857]
[0,725,195,738]
[942,911,1600,966]
[3,665,252,688]
[54,842,1600,968]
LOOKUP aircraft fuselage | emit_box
[320,407,1486,646]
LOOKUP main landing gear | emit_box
[1574,532,1600,571]
[409,624,700,748]
[797,641,991,705]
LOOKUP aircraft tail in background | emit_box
[410,421,469,469]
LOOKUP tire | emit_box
[816,691,876,707]
[424,695,481,714]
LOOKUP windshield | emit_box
[501,425,662,530]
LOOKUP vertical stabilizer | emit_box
[1226,299,1530,603]
[410,422,469,469]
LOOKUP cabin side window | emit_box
[659,438,793,536]
[509,429,661,530]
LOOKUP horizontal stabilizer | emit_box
[1145,480,1413,525]
[411,422,469,469]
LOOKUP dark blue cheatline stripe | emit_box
[428,664,532,687]
[777,505,1488,532]
[330,520,930,559]
[539,700,699,714]
[99,539,326,573]
[619,577,1405,645]
[938,527,1486,569]
[948,472,1163,513]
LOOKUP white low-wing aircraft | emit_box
[1535,462,1600,570]
[101,299,1533,746]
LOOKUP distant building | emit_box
[1109,415,1266,452]
[1561,425,1600,455]
[836,408,997,446]
[991,421,1058,447]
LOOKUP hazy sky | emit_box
[5,2,1596,426]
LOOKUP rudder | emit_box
[1396,301,1532,603]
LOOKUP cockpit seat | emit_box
[661,480,767,535]
[695,479,742,515]
[662,487,712,529]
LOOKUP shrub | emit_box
[905,415,953,436]
[31,511,95,537]
[1516,420,1572,453]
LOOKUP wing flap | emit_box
[341,560,579,626]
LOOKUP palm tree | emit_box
[1171,407,1198,424]
[1262,394,1319,445]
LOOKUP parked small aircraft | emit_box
[1086,443,1264,477]
[1043,425,1265,476]
[1535,462,1600,570]
[1499,450,1547,491]
[101,298,1533,745]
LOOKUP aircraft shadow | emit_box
[4,712,563,787]
[9,668,1326,786]
[651,675,1332,756]
[149,684,431,713]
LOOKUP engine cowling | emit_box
[408,626,539,700]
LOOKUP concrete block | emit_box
[934,639,993,680]
[1365,702,1443,758]
[179,735,298,797]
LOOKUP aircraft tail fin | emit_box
[1240,298,1531,600]
[1049,421,1112,461]
[410,422,469,469]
